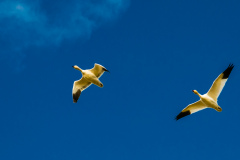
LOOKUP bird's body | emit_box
[81,70,103,87]
[200,94,220,110]
[72,63,109,103]
[176,64,234,120]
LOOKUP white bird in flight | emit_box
[72,63,109,103]
[176,64,234,120]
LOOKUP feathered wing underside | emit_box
[207,64,234,101]
[207,75,227,101]
[72,77,92,103]
[176,101,207,120]
[90,63,109,78]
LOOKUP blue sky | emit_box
[1,0,240,159]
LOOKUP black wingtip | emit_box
[175,110,191,120]
[103,68,110,73]
[73,90,81,103]
[222,63,234,79]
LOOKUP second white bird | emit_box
[176,64,234,120]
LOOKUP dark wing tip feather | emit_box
[175,110,191,120]
[103,67,110,73]
[73,90,81,103]
[222,63,234,79]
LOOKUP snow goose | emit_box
[72,63,109,103]
[176,64,234,120]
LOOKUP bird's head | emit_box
[192,90,198,94]
[72,65,78,69]
[72,65,82,72]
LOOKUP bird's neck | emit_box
[76,66,83,72]
[195,91,202,98]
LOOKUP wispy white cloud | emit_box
[0,2,33,21]
[0,0,130,71]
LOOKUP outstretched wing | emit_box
[72,77,91,103]
[207,64,234,101]
[176,101,207,120]
[90,63,109,78]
